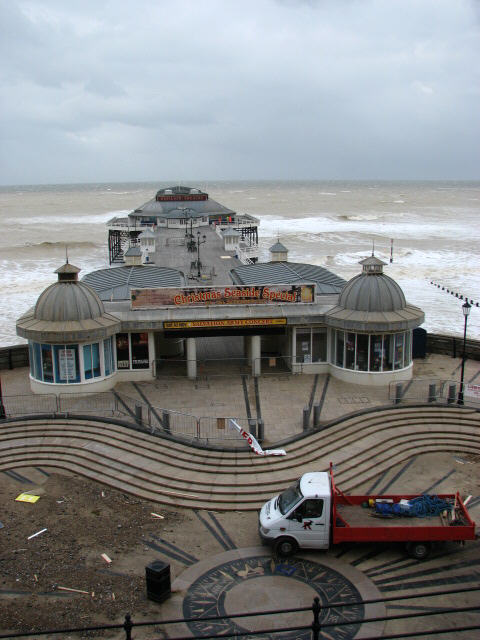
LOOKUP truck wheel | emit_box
[406,542,431,560]
[275,537,298,557]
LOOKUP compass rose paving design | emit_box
[171,547,385,639]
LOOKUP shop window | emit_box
[54,345,80,383]
[312,329,327,362]
[394,334,404,369]
[28,344,34,378]
[116,333,130,369]
[296,331,312,363]
[33,343,42,380]
[356,334,369,371]
[405,332,412,365]
[104,337,114,376]
[41,344,54,382]
[383,334,393,371]
[83,343,100,379]
[131,332,149,369]
[370,335,383,371]
[345,333,356,370]
[336,331,345,367]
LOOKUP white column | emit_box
[186,337,197,379]
[148,332,155,376]
[251,334,261,377]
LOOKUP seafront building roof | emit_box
[269,241,289,253]
[129,185,236,219]
[230,262,346,295]
[82,265,184,301]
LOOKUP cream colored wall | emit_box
[329,362,413,386]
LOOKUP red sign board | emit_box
[131,284,315,309]
[155,194,208,202]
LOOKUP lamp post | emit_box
[196,231,206,278]
[457,300,471,405]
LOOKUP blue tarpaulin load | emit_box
[375,495,453,518]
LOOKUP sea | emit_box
[0,180,479,346]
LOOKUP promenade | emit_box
[1,352,479,638]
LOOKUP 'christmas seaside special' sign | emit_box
[131,284,315,309]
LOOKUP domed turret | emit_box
[325,255,424,332]
[17,262,120,343]
[34,263,105,322]
[338,256,406,312]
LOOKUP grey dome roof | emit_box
[324,255,424,331]
[17,262,121,343]
[339,272,406,312]
[34,281,105,322]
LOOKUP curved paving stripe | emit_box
[0,407,479,510]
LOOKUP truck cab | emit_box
[259,471,331,556]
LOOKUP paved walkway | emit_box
[1,353,479,445]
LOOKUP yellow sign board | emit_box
[15,493,40,503]
[164,318,287,330]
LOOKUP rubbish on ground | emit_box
[151,512,164,519]
[228,418,286,456]
[27,528,47,540]
[15,493,40,503]
[0,521,4,529]
[56,585,90,595]
[112,592,115,600]
[34,574,38,582]
[101,553,112,564]
[56,500,64,504]
[101,491,105,497]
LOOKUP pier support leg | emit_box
[186,338,197,380]
[251,335,261,377]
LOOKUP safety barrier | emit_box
[389,378,480,408]
[0,391,254,444]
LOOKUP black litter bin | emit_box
[146,560,171,603]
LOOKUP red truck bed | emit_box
[330,467,476,544]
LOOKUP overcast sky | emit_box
[1,0,479,185]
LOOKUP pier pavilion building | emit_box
[16,186,424,395]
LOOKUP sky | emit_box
[1,0,479,185]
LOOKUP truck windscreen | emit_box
[278,481,303,515]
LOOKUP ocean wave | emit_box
[6,210,130,225]
[26,241,99,249]
[338,214,381,221]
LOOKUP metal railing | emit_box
[0,391,253,444]
[389,378,480,408]
[0,587,478,640]
[154,355,323,378]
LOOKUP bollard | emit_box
[303,406,310,431]
[257,418,264,443]
[313,403,321,428]
[447,384,456,405]
[428,383,436,403]
[162,410,171,433]
[394,383,403,405]
[248,418,257,438]
[134,403,142,426]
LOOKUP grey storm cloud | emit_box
[0,0,479,184]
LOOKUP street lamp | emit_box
[196,231,206,278]
[457,300,471,405]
